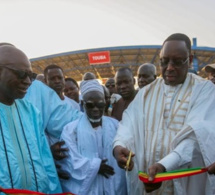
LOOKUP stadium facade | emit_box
[30,38,215,82]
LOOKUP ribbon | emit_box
[139,167,208,183]
[0,187,75,195]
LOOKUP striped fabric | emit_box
[143,75,193,195]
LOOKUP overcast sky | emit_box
[0,0,214,59]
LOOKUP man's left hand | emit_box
[144,163,166,193]
[208,162,215,174]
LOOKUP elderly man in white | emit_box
[58,79,127,195]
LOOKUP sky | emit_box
[0,0,215,59]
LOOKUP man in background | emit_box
[137,63,157,89]
[44,64,80,111]
[105,78,117,96]
[205,63,215,84]
[111,67,137,121]
[105,78,121,115]
[82,72,96,80]
[64,78,80,103]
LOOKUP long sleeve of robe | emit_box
[60,119,102,195]
[24,80,80,139]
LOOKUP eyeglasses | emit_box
[105,84,115,88]
[84,101,106,109]
[160,57,189,68]
[0,66,36,81]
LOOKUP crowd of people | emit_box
[0,33,215,195]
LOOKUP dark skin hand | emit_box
[50,141,69,160]
[113,146,135,171]
[55,164,70,180]
[144,163,166,193]
[98,159,115,178]
[207,162,215,174]
[51,141,70,180]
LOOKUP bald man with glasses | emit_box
[0,45,62,193]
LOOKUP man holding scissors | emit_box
[113,33,215,195]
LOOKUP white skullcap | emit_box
[80,80,104,98]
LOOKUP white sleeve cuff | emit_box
[113,140,127,149]
[158,152,181,171]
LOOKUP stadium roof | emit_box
[30,41,215,82]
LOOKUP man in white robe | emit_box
[59,80,127,195]
[0,45,62,193]
[113,33,215,195]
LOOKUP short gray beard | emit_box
[88,117,102,123]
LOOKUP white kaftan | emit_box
[59,114,127,195]
[113,73,215,195]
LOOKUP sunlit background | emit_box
[0,0,214,59]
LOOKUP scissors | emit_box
[125,151,132,171]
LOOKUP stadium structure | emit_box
[30,38,215,83]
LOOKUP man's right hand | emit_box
[143,163,165,193]
[113,146,135,171]
[55,164,70,180]
[98,159,115,178]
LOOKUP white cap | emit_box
[80,80,104,98]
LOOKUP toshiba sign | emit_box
[88,51,110,65]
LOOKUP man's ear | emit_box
[189,54,194,64]
[133,77,136,85]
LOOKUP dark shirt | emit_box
[111,91,137,121]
